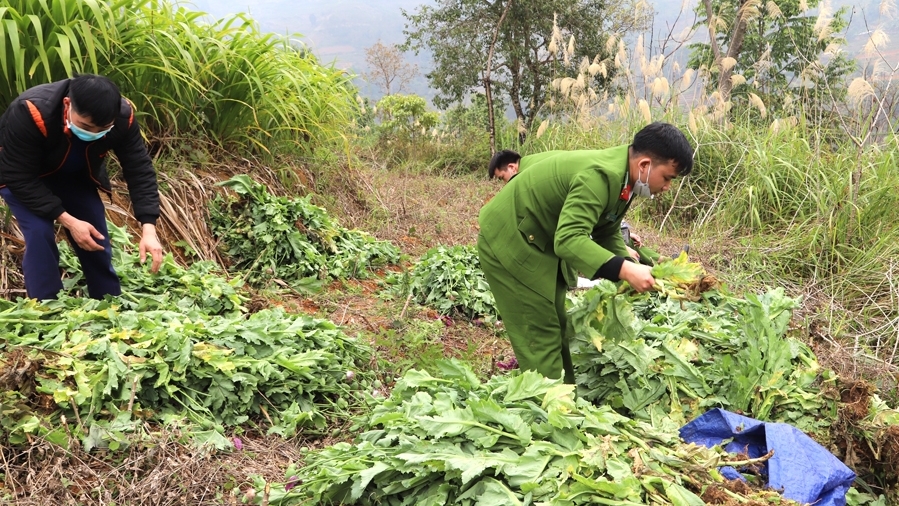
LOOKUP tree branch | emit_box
[484,0,515,155]
[719,0,750,103]
[702,0,722,63]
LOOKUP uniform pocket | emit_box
[517,215,549,252]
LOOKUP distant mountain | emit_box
[188,0,896,104]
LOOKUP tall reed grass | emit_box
[678,122,899,363]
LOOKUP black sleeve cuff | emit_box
[592,256,626,281]
[50,205,67,221]
[135,214,159,226]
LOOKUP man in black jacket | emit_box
[0,74,162,300]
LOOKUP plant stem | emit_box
[721,449,774,467]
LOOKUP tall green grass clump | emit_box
[111,2,356,156]
[0,0,355,158]
[663,120,899,364]
[0,0,120,101]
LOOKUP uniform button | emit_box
[528,235,535,241]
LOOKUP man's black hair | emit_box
[631,122,694,176]
[68,74,121,127]
[488,149,521,179]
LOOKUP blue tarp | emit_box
[679,408,855,506]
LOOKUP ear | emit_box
[637,156,653,172]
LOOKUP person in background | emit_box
[0,73,163,300]
[487,149,521,183]
[477,123,694,382]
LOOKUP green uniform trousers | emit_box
[635,245,660,265]
[478,233,575,383]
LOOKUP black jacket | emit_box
[0,79,159,225]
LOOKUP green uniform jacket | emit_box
[478,145,633,302]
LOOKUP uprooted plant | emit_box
[209,175,401,290]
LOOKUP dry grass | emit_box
[319,160,499,257]
[0,228,25,298]
[0,430,309,506]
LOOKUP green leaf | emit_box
[435,359,481,390]
[351,461,391,500]
[663,481,706,506]
[606,339,662,377]
[504,371,559,403]
[502,444,555,487]
[190,429,232,451]
[570,472,642,500]
[468,398,532,445]
[456,477,522,505]
[417,407,479,439]
[660,341,710,396]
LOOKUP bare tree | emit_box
[362,40,418,96]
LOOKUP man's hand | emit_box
[58,212,105,251]
[619,261,655,292]
[139,223,164,273]
[630,232,643,247]
[626,245,640,262]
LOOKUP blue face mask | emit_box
[67,119,113,142]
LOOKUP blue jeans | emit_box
[0,181,120,300]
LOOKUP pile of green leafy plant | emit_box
[402,244,496,318]
[250,360,797,505]
[569,254,835,433]
[0,296,375,449]
[209,175,401,288]
[829,387,899,499]
[59,222,246,315]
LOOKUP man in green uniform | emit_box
[488,148,660,265]
[477,122,693,382]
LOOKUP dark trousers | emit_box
[0,182,120,300]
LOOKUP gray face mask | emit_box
[632,164,653,199]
